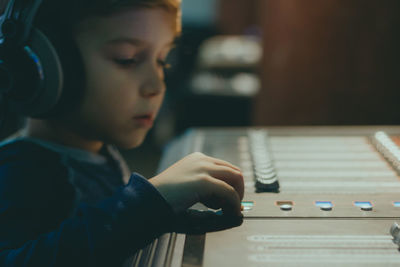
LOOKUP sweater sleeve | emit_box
[0,161,176,267]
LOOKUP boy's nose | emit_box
[140,71,165,97]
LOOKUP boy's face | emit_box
[73,8,176,149]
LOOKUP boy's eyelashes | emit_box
[113,58,171,69]
[114,58,138,66]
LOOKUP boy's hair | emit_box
[36,0,182,35]
[101,0,182,33]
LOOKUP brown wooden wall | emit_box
[218,0,400,125]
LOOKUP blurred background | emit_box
[130,0,400,176]
[2,0,400,176]
[158,0,400,141]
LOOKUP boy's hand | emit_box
[150,152,244,217]
[174,209,243,234]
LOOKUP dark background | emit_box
[2,0,400,176]
[166,0,400,134]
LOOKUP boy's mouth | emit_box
[133,114,154,127]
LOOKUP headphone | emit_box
[0,0,83,118]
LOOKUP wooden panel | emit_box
[253,0,400,125]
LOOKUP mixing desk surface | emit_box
[125,126,400,267]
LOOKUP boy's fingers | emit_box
[208,166,244,200]
[200,178,242,217]
[174,209,243,234]
[206,156,242,172]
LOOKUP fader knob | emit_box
[360,205,373,211]
[256,172,277,180]
[391,222,400,246]
[320,204,333,211]
[280,204,292,211]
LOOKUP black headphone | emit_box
[0,0,83,118]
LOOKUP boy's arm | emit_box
[0,168,175,267]
[0,151,244,266]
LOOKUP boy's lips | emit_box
[133,113,155,127]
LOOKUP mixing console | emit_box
[124,126,400,267]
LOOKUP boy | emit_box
[0,0,244,266]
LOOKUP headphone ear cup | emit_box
[8,27,64,117]
[38,27,86,119]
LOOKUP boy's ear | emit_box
[33,23,86,119]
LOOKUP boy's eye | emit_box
[113,57,171,70]
[114,58,138,67]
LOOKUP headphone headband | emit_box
[1,0,43,46]
[0,0,65,117]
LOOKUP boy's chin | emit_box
[113,133,147,150]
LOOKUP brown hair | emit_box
[36,0,182,34]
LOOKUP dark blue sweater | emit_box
[0,138,175,267]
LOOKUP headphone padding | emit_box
[9,27,63,117]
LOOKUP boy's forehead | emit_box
[77,8,177,45]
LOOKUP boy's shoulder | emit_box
[0,138,75,221]
[0,138,61,162]
[0,138,68,186]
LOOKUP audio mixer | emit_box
[125,126,400,267]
